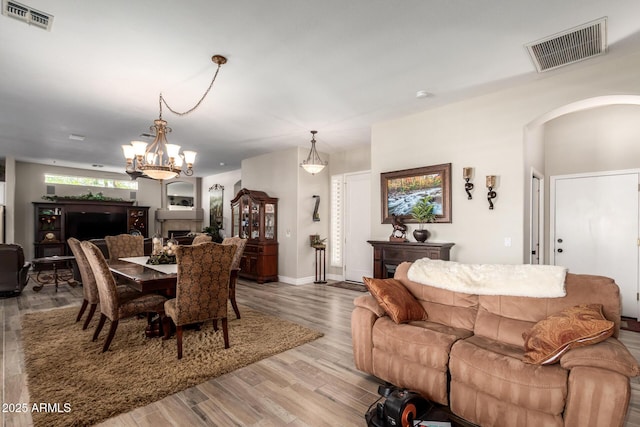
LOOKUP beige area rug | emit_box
[328,281,367,292]
[22,305,323,427]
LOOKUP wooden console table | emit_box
[367,240,455,279]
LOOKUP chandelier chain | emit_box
[160,63,223,117]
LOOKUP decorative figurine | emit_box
[390,214,407,241]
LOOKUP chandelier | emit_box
[123,55,227,180]
[300,130,328,175]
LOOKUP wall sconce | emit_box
[486,175,497,209]
[463,167,474,199]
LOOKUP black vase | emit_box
[413,228,430,242]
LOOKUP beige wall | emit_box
[371,49,640,264]
[539,104,640,262]
[241,144,372,283]
[14,162,161,259]
[201,169,242,237]
[3,157,16,243]
[329,144,371,176]
[242,148,302,283]
[544,105,640,176]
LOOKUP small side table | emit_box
[313,245,327,284]
[30,255,77,292]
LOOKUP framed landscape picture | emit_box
[381,163,452,224]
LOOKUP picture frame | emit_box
[380,163,452,224]
[209,184,224,228]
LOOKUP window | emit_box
[44,174,137,190]
[330,175,343,267]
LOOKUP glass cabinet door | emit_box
[232,203,240,237]
[241,196,250,239]
[250,201,260,239]
[265,203,275,239]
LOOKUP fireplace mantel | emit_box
[155,208,204,221]
[155,208,204,237]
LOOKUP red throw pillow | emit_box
[363,277,427,324]
[522,304,614,365]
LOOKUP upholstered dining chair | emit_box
[104,234,144,263]
[221,237,247,319]
[191,234,213,245]
[80,240,167,353]
[67,237,138,330]
[164,242,236,359]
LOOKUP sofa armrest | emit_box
[560,337,640,377]
[353,294,386,318]
[19,262,31,287]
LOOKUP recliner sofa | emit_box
[352,261,640,427]
[0,244,31,295]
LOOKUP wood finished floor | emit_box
[2,278,640,426]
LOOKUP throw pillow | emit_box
[363,277,427,324]
[522,303,614,365]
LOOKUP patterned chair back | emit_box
[81,240,119,321]
[221,237,248,270]
[173,243,236,326]
[68,237,99,304]
[191,234,213,245]
[104,234,144,262]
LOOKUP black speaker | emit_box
[366,387,431,427]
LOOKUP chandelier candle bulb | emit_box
[183,150,197,165]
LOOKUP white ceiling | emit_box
[1,0,640,177]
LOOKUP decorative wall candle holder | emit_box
[463,167,474,199]
[486,175,497,209]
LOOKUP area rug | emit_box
[621,316,640,333]
[327,281,367,292]
[22,305,323,427]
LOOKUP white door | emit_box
[344,172,372,283]
[530,174,542,264]
[551,171,639,318]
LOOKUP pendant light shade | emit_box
[300,130,328,175]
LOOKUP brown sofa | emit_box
[351,261,640,427]
[0,244,31,294]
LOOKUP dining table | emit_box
[109,256,177,296]
[110,255,242,321]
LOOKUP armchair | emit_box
[0,244,31,295]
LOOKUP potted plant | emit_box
[202,224,223,243]
[410,195,436,242]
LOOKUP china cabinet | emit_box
[230,188,278,283]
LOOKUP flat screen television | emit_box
[66,211,128,241]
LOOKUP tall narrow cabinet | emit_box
[34,203,66,257]
[230,188,278,283]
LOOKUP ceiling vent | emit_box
[2,0,53,31]
[525,17,607,73]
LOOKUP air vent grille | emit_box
[525,18,607,73]
[2,0,53,31]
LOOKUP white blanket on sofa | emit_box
[407,258,567,298]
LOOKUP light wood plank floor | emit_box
[3,278,640,426]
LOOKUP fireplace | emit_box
[168,230,191,237]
